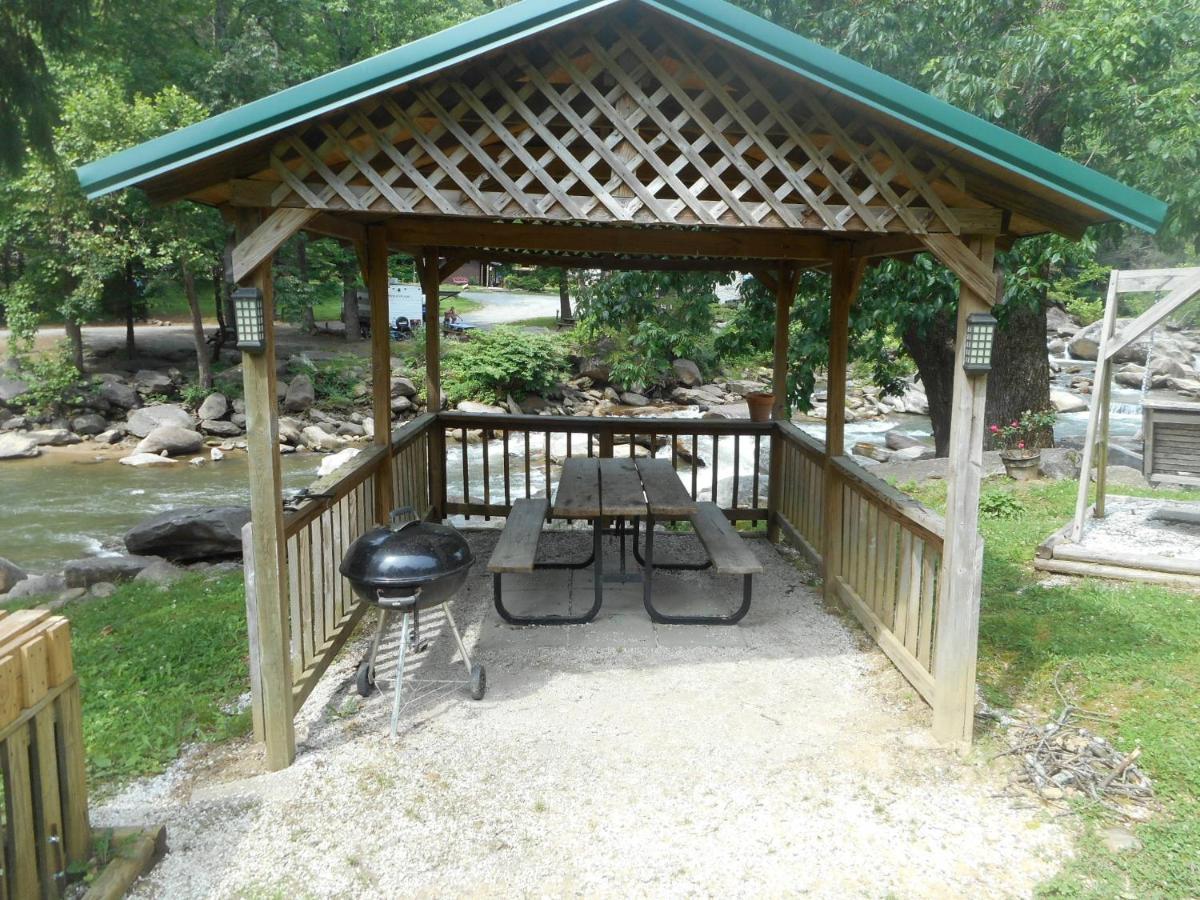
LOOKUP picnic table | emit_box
[488,457,760,626]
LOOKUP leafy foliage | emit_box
[10,344,94,417]
[291,355,364,410]
[977,488,1024,520]
[576,271,721,389]
[990,408,1057,453]
[443,327,568,405]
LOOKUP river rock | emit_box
[1,415,29,432]
[71,413,108,436]
[119,452,178,467]
[336,422,365,437]
[457,400,506,415]
[1039,447,1081,480]
[390,376,417,398]
[620,392,650,407]
[89,582,117,599]
[885,429,924,451]
[301,425,341,451]
[0,433,40,460]
[6,573,66,601]
[671,358,703,387]
[27,429,81,446]
[278,417,303,445]
[201,419,242,437]
[577,356,611,383]
[727,379,768,397]
[125,506,251,561]
[317,447,362,478]
[0,558,28,594]
[136,425,204,456]
[0,377,30,405]
[1050,389,1088,413]
[64,554,156,588]
[1101,826,1142,855]
[197,392,229,421]
[230,412,247,428]
[134,559,187,586]
[891,445,935,461]
[134,369,174,393]
[853,441,892,462]
[126,403,194,437]
[283,374,315,412]
[98,379,139,410]
[94,427,125,445]
[1045,306,1079,337]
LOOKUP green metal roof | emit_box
[76,0,1168,235]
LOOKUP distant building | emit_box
[446,260,501,287]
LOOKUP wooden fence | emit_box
[0,610,90,899]
[436,412,773,523]
[244,415,436,735]
[773,423,826,563]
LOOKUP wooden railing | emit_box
[0,610,90,897]
[244,415,436,733]
[436,412,773,522]
[826,458,945,704]
[773,423,825,563]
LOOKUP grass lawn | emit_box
[54,573,252,787]
[901,475,1200,898]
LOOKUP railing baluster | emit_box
[503,430,511,509]
[752,433,761,508]
[461,427,470,519]
[691,434,699,498]
[524,430,531,498]
[711,434,719,503]
[544,430,551,498]
[482,428,492,521]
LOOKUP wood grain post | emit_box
[767,265,799,542]
[419,251,442,414]
[932,235,996,749]
[367,226,394,522]
[235,211,295,771]
[822,243,862,600]
[1072,271,1119,538]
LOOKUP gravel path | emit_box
[94,533,1069,897]
[1078,496,1200,560]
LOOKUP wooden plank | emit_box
[82,825,168,900]
[230,208,317,283]
[487,499,549,574]
[19,636,49,709]
[419,252,442,414]
[367,225,394,523]
[553,458,601,519]
[1052,543,1200,577]
[32,703,65,894]
[1072,271,1119,540]
[54,684,89,868]
[0,610,50,646]
[5,726,38,898]
[1033,556,1200,588]
[1104,270,1200,361]
[599,458,648,518]
[636,458,697,518]
[920,233,999,306]
[1115,266,1200,293]
[834,577,935,704]
[692,502,762,575]
[0,654,20,731]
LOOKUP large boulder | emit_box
[200,419,242,437]
[1039,447,1081,481]
[619,391,650,407]
[0,377,30,405]
[317,447,362,478]
[136,425,204,456]
[133,559,188,586]
[133,369,174,394]
[0,558,28,594]
[277,417,303,445]
[98,379,139,410]
[283,374,315,412]
[5,573,66,601]
[71,413,108,436]
[27,429,81,446]
[390,376,417,398]
[884,429,925,451]
[1050,389,1088,413]
[0,433,40,460]
[126,403,194,437]
[1045,306,1079,337]
[63,554,157,588]
[576,356,611,383]
[196,392,229,421]
[456,400,506,415]
[671,358,703,387]
[301,425,340,451]
[125,506,250,561]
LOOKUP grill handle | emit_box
[388,506,420,532]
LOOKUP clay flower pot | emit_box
[745,391,774,422]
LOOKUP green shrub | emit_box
[12,345,93,417]
[503,270,558,292]
[443,327,568,405]
[292,355,364,410]
[979,488,1024,520]
[179,381,213,408]
[1062,295,1104,325]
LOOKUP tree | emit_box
[557,269,572,322]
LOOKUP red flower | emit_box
[1017,441,1025,449]
[1011,420,1018,427]
[990,424,999,432]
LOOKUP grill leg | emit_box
[390,611,412,739]
[442,602,473,677]
[367,608,389,680]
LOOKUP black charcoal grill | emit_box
[340,508,485,736]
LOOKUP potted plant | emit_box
[745,387,774,422]
[991,408,1057,481]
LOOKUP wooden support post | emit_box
[932,235,996,749]
[767,265,799,542]
[367,226,394,522]
[822,243,863,600]
[235,211,295,771]
[418,251,445,519]
[1072,271,1119,540]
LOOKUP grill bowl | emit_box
[340,516,474,609]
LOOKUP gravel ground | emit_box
[1078,496,1200,559]
[94,532,1070,898]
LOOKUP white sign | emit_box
[388,280,424,324]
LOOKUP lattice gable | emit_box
[245,11,997,235]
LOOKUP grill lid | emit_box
[339,510,474,589]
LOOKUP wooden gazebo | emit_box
[78,0,1166,770]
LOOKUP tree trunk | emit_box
[342,267,360,342]
[558,269,571,321]
[124,261,137,359]
[904,299,1053,457]
[222,231,238,332]
[211,262,226,362]
[182,258,213,389]
[297,234,316,335]
[63,318,85,373]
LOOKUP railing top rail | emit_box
[284,444,387,535]
[776,420,827,459]
[832,455,945,545]
[390,412,437,453]
[436,410,775,435]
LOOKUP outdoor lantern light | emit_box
[962,312,997,374]
[233,287,266,352]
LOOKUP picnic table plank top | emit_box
[553,458,601,518]
[635,458,698,518]
[599,458,648,517]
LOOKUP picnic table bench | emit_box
[487,457,761,626]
